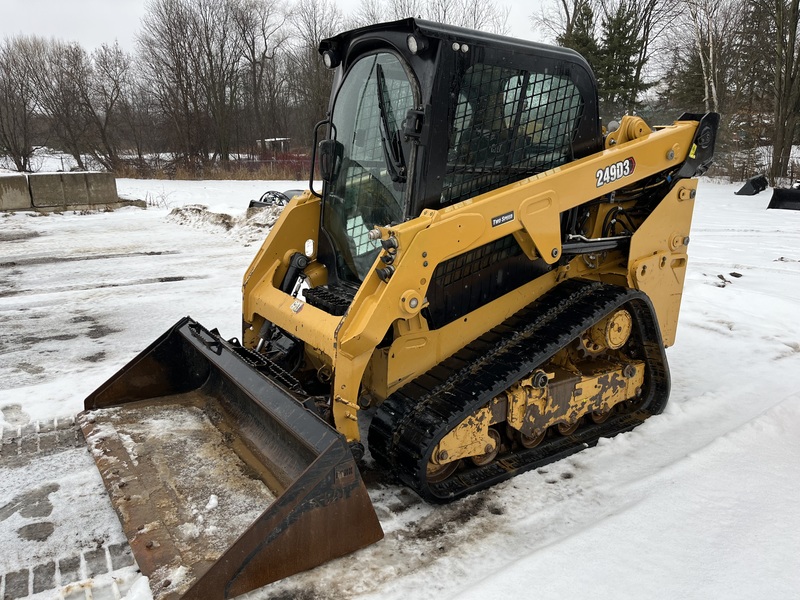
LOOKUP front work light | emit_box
[406,34,428,55]
[323,50,340,69]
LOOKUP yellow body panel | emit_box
[243,118,701,442]
[627,183,696,346]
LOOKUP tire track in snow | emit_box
[248,347,800,600]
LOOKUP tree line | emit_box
[541,0,800,183]
[0,0,343,175]
[0,0,797,182]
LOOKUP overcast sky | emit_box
[0,0,544,51]
[1,0,147,50]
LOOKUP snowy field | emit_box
[1,179,799,599]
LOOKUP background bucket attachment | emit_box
[735,174,768,196]
[767,187,800,210]
[79,317,383,599]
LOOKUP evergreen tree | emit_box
[661,46,706,113]
[557,3,600,71]
[595,0,646,118]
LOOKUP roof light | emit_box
[407,34,428,55]
[322,50,340,69]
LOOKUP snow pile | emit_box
[167,203,283,245]
[116,178,304,216]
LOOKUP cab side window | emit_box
[442,64,584,205]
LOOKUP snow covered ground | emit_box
[1,179,799,599]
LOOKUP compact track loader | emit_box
[79,18,718,599]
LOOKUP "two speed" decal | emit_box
[596,157,636,187]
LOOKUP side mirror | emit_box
[319,139,343,184]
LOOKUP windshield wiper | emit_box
[376,64,406,184]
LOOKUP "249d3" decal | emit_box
[596,157,636,187]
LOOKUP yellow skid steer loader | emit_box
[79,18,718,599]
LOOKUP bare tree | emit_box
[761,0,800,182]
[676,0,747,113]
[687,0,719,112]
[350,0,386,27]
[352,0,509,34]
[625,0,678,111]
[117,68,161,167]
[233,0,289,155]
[139,0,208,167]
[23,39,93,170]
[390,0,424,19]
[532,0,597,43]
[0,37,40,171]
[285,0,344,145]
[81,43,134,170]
[455,0,510,32]
[189,0,246,162]
[657,0,776,179]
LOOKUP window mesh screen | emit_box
[442,64,584,205]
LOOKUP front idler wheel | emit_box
[426,458,460,483]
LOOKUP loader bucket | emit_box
[78,317,383,600]
[767,187,800,210]
[735,174,768,196]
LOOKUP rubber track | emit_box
[369,278,670,502]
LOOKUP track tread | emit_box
[368,278,670,502]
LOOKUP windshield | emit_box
[323,52,416,283]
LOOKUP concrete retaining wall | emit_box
[29,173,66,208]
[61,173,90,206]
[85,172,118,205]
[0,172,121,211]
[0,175,33,210]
